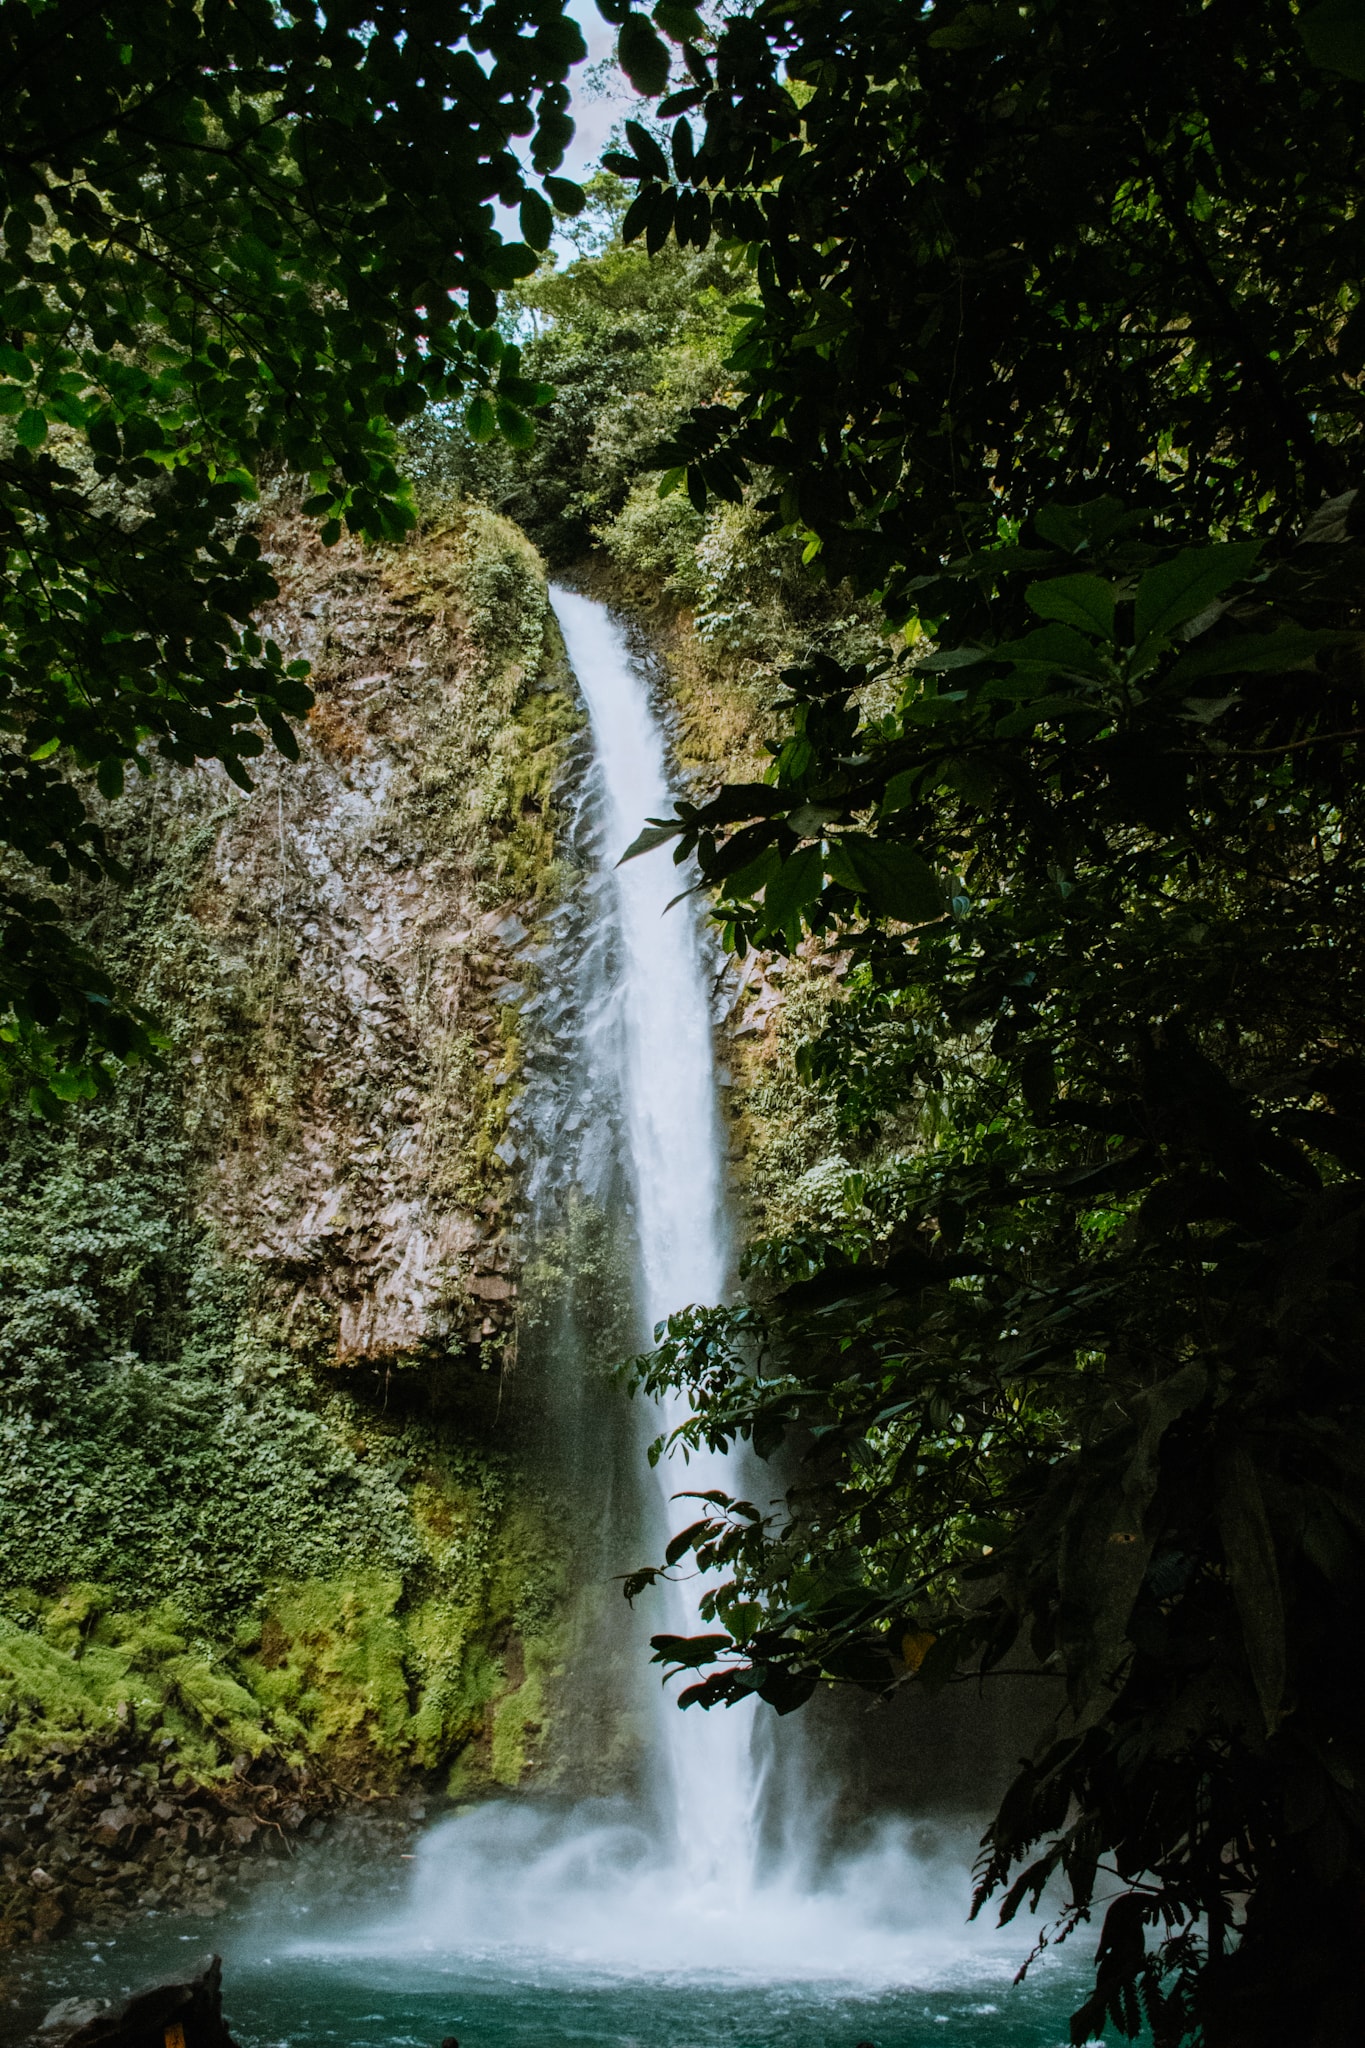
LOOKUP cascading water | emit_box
[549,585,757,1900]
[289,587,1046,1984]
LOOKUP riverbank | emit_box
[0,1727,429,1954]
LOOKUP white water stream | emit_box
[550,586,755,1900]
[285,589,1044,1992]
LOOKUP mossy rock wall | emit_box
[0,498,581,1812]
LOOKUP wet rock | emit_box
[46,1952,238,2047]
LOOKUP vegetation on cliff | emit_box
[0,0,585,1099]
[0,500,577,1959]
[594,5,1365,2044]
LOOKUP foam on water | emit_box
[307,1802,1031,1989]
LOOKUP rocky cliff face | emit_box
[188,500,576,1366]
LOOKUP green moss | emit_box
[0,496,593,1803]
[490,1670,543,1785]
[0,1595,288,1772]
[239,1571,413,1767]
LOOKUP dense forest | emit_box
[5,3,1365,2045]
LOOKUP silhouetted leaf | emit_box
[826,838,943,924]
[619,13,672,94]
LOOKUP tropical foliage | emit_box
[604,3,1365,2042]
[0,0,585,1103]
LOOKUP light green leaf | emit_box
[49,1066,100,1102]
[466,393,496,443]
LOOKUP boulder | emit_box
[40,1953,238,2047]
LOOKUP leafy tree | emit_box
[1,0,586,1108]
[405,173,746,563]
[605,2,1365,2041]
[610,0,1364,589]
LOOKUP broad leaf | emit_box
[827,838,943,924]
[1167,625,1346,685]
[991,624,1108,677]
[619,12,672,94]
[761,844,825,926]
[653,0,707,40]
[519,191,554,251]
[1025,574,1115,640]
[1132,542,1262,662]
[466,393,495,443]
[618,819,684,863]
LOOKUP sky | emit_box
[486,2,638,256]
[560,0,638,185]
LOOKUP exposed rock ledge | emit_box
[172,502,577,1364]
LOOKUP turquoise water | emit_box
[8,1882,1102,2048]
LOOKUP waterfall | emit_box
[548,585,757,1898]
[304,587,1036,1988]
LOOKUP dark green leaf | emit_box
[761,844,825,927]
[618,819,684,862]
[1132,543,1263,661]
[1167,625,1347,684]
[544,177,586,215]
[619,13,672,95]
[519,191,554,251]
[1025,574,1115,640]
[827,838,943,924]
[1299,0,1365,79]
[1217,1447,1286,1735]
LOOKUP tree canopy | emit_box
[603,3,1365,2043]
[0,0,585,1108]
[8,0,1365,2038]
